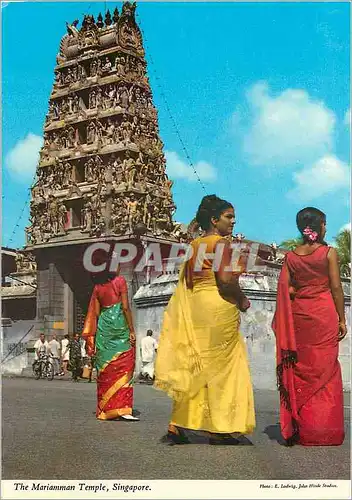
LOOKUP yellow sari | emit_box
[155,235,255,435]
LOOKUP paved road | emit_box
[2,378,350,480]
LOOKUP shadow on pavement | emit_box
[161,428,254,446]
[263,423,287,446]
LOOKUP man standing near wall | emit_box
[140,330,158,384]
[33,333,48,365]
[67,333,83,382]
[48,333,61,376]
[61,334,70,375]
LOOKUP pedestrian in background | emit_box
[61,334,70,375]
[67,333,82,382]
[33,333,48,366]
[140,330,158,383]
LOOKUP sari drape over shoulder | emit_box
[272,246,344,446]
[155,235,255,435]
[82,276,135,420]
[272,260,299,443]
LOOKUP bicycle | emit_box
[32,354,54,381]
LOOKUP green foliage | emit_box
[334,229,351,277]
[280,229,351,276]
[279,236,303,250]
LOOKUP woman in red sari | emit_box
[82,268,139,421]
[273,207,347,446]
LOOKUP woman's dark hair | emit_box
[195,195,233,231]
[296,207,327,244]
[90,247,118,285]
[91,270,117,285]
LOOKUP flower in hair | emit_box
[303,226,318,242]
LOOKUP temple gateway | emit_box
[25,3,180,335]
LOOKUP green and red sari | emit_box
[83,276,135,420]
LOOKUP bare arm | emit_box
[82,287,100,356]
[184,260,193,290]
[284,260,297,300]
[327,247,347,340]
[121,291,136,346]
[215,239,250,311]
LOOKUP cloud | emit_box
[344,108,351,127]
[287,155,350,201]
[242,82,336,167]
[5,133,43,182]
[340,222,351,232]
[165,150,217,182]
[2,0,26,7]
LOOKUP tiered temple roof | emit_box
[26,2,178,248]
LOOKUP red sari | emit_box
[273,246,344,446]
[83,276,135,420]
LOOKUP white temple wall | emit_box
[133,273,351,391]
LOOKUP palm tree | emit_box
[334,229,351,277]
[279,236,303,250]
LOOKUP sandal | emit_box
[161,425,190,445]
[120,414,140,421]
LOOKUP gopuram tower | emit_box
[26,3,178,335]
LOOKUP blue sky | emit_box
[2,1,350,249]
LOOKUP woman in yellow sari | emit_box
[155,195,255,444]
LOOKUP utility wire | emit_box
[2,167,29,203]
[136,13,207,194]
[8,10,207,247]
[6,170,37,247]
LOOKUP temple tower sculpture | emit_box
[28,3,176,245]
[25,3,178,335]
